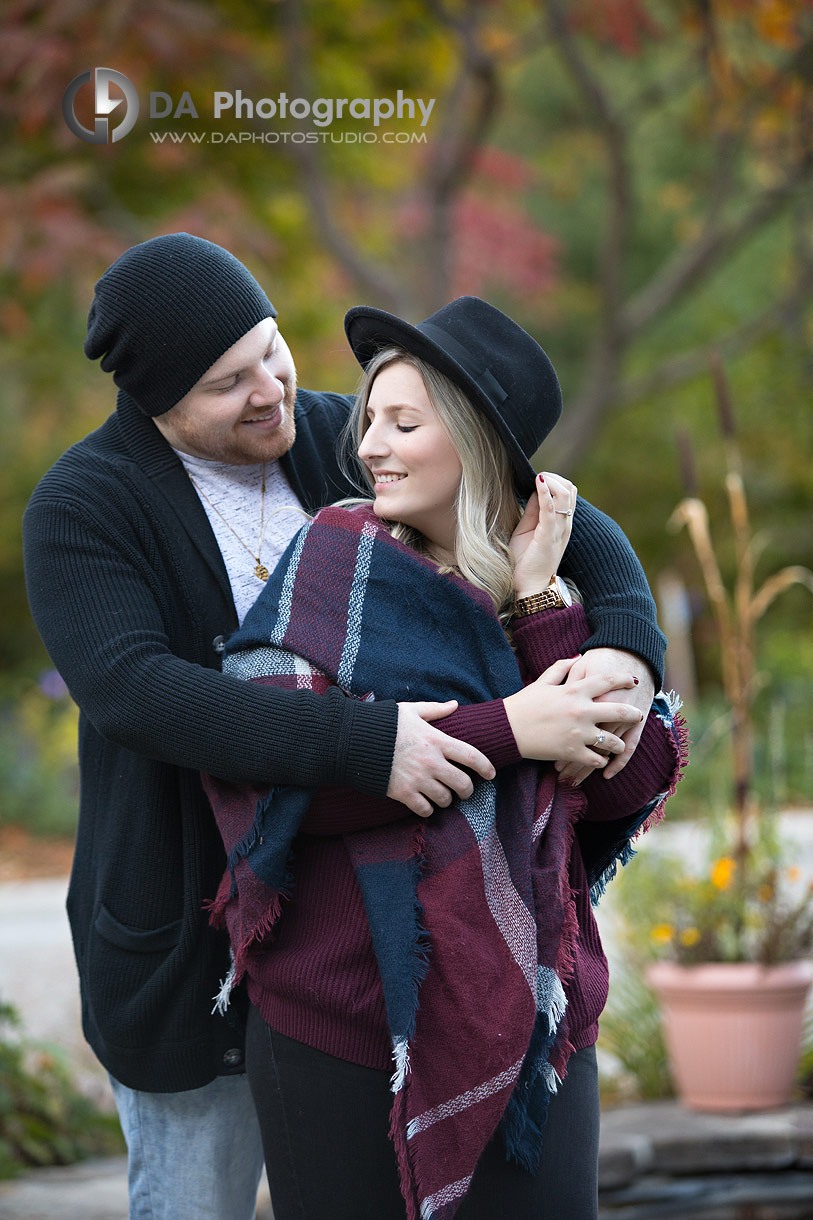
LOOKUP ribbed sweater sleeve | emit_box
[511,604,678,821]
[23,494,396,794]
[561,497,667,688]
[300,700,521,835]
[512,602,598,679]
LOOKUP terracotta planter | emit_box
[647,959,813,1112]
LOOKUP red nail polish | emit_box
[538,474,544,483]
[633,677,639,684]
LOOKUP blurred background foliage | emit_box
[0,1002,124,1178]
[1,0,811,838]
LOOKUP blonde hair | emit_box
[341,346,524,620]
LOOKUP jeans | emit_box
[246,1005,600,1220]
[109,1072,265,1220]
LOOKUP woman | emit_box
[205,298,685,1220]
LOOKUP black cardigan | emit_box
[22,387,666,1091]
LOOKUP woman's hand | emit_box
[554,649,656,784]
[502,657,644,768]
[509,471,577,597]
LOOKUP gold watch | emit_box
[514,575,573,617]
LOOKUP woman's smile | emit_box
[371,471,407,486]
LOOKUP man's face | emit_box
[153,317,297,465]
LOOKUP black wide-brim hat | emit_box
[344,296,562,497]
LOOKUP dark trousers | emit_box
[246,1005,600,1220]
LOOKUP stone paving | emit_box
[599,1102,813,1216]
[1,1101,812,1218]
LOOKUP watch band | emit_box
[514,580,566,617]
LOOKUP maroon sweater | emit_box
[246,605,678,1067]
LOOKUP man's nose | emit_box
[249,364,284,405]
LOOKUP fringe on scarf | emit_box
[389,1085,421,1220]
[498,979,562,1172]
[552,782,586,991]
[226,786,280,899]
[589,695,690,907]
[204,785,284,924]
[208,884,289,1014]
[498,780,583,1173]
[211,949,236,1016]
[204,786,295,1011]
[391,819,431,1093]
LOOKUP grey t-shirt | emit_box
[177,451,307,625]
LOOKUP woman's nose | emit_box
[358,424,387,460]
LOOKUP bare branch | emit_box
[423,34,499,207]
[405,0,502,308]
[617,268,813,405]
[538,345,618,477]
[618,165,813,340]
[545,263,813,473]
[619,61,705,127]
[545,0,632,329]
[531,0,636,475]
[278,0,410,313]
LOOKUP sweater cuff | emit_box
[440,700,522,769]
[579,711,678,822]
[580,612,666,690]
[511,604,590,677]
[337,698,399,797]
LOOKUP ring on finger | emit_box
[592,730,606,748]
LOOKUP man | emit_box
[23,234,665,1219]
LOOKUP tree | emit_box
[1,0,810,673]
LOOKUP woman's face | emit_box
[357,361,463,561]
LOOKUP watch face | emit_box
[555,576,573,606]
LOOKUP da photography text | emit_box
[152,89,436,127]
[62,69,437,145]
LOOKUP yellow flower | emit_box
[710,857,737,890]
[679,927,701,947]
[787,867,801,883]
[756,885,774,903]
[651,923,675,945]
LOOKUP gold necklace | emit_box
[188,464,270,581]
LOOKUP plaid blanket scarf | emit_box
[204,504,667,1219]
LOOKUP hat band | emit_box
[418,321,508,406]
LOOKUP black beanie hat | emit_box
[84,233,277,416]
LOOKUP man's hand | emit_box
[387,701,496,818]
[555,648,655,785]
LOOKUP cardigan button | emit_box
[223,1047,243,1068]
[212,635,226,654]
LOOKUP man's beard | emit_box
[213,375,298,465]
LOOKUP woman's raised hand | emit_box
[509,471,577,597]
[502,658,644,768]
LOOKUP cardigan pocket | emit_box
[94,903,182,953]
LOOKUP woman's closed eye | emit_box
[397,424,418,433]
